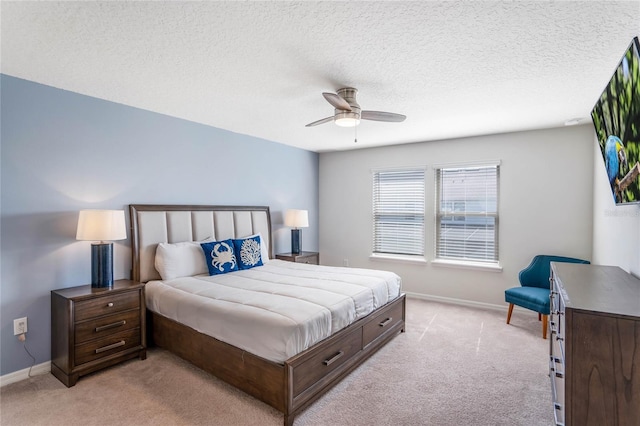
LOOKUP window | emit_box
[372,168,425,256]
[435,164,499,263]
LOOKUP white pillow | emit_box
[154,239,212,280]
[242,232,270,263]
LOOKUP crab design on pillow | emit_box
[211,241,236,272]
[201,239,238,275]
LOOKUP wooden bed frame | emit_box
[129,204,405,426]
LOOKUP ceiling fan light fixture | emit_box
[335,112,361,127]
[305,87,405,128]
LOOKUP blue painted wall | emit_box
[0,74,319,376]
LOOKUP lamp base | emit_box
[291,229,302,254]
[91,242,114,288]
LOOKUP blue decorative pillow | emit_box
[201,239,238,275]
[233,235,264,270]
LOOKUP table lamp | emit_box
[76,210,127,288]
[284,209,309,254]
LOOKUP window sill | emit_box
[431,259,502,272]
[369,253,428,265]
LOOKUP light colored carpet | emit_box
[1,298,554,425]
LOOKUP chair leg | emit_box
[506,303,514,324]
[538,312,541,321]
[542,314,548,339]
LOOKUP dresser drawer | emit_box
[293,327,362,395]
[363,299,404,348]
[550,361,565,426]
[75,291,140,321]
[75,328,141,365]
[75,309,140,344]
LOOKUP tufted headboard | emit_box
[129,204,272,283]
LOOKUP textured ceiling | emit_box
[1,1,639,152]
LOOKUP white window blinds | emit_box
[435,165,499,263]
[372,168,425,256]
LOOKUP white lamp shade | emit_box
[76,210,127,241]
[284,209,309,228]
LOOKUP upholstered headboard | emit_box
[129,204,272,283]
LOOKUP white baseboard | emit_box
[404,291,507,312]
[0,361,51,387]
[405,292,540,316]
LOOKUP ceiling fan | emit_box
[305,88,406,128]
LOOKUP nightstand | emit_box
[276,251,319,265]
[51,279,146,387]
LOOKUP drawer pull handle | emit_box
[95,320,126,333]
[323,351,344,366]
[107,303,114,307]
[95,340,126,354]
[379,317,392,327]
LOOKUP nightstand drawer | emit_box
[75,291,140,321]
[75,309,140,344]
[75,328,141,365]
[296,254,319,264]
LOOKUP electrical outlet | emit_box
[343,258,349,267]
[13,317,27,335]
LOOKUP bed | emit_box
[130,204,406,425]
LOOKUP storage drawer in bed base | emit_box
[363,300,405,348]
[285,295,406,418]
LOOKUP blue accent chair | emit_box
[505,255,589,339]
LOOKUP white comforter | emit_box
[145,259,401,363]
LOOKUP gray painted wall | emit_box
[0,74,319,375]
[319,125,595,306]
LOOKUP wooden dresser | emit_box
[51,280,146,387]
[549,263,640,426]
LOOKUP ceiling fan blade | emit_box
[323,92,352,111]
[305,116,335,127]
[361,111,406,122]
